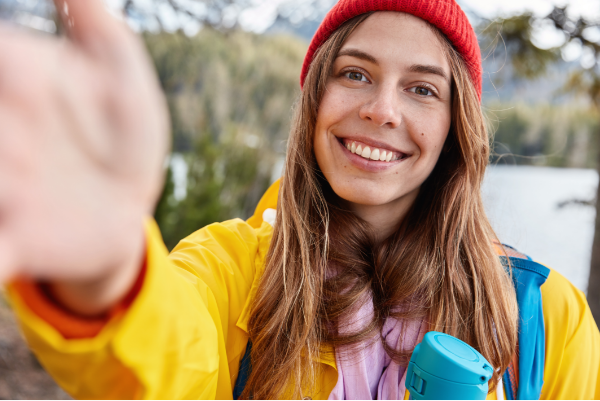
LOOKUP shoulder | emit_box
[166,180,280,309]
[170,218,274,282]
[538,269,600,398]
[166,219,275,359]
[494,243,596,355]
[175,218,271,252]
[540,267,588,326]
[493,243,585,317]
[246,179,280,229]
[496,246,600,398]
[539,267,596,348]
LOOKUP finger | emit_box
[52,0,128,55]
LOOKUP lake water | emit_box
[482,165,598,293]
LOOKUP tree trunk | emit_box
[587,127,600,322]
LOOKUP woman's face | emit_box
[314,12,452,232]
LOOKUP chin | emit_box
[328,180,404,207]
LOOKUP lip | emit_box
[334,135,410,173]
[339,135,408,156]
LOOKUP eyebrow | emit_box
[336,48,379,65]
[409,64,450,82]
[336,48,449,82]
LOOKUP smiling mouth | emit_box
[339,138,409,162]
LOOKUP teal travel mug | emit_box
[406,332,494,400]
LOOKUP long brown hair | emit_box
[243,12,519,399]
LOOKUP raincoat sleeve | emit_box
[6,217,273,399]
[540,268,600,399]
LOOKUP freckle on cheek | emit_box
[421,133,425,136]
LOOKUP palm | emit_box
[0,0,169,283]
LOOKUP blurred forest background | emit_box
[147,29,306,249]
[1,0,600,398]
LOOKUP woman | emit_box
[1,0,598,399]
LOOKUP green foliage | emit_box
[144,29,306,152]
[144,29,307,250]
[480,15,559,79]
[488,103,599,168]
[562,71,600,106]
[481,7,600,107]
[156,138,272,250]
[480,7,600,168]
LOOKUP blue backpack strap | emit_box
[233,341,252,400]
[500,255,550,400]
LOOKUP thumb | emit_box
[52,0,128,55]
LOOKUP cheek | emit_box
[418,130,447,154]
[412,111,451,157]
[313,86,354,165]
[313,127,328,170]
[313,102,332,168]
[316,85,354,129]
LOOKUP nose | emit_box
[358,84,402,128]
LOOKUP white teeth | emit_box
[361,146,371,159]
[345,140,400,162]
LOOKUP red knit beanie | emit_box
[300,0,482,99]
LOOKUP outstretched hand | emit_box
[0,0,169,312]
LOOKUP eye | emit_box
[409,86,434,96]
[345,71,369,82]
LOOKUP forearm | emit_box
[6,220,226,399]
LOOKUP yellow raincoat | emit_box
[6,180,600,399]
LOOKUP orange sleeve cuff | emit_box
[11,260,147,340]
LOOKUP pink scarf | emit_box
[328,297,426,400]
